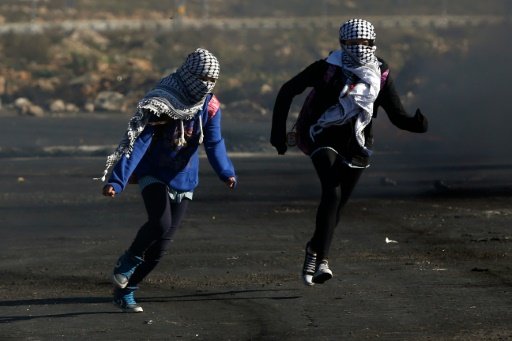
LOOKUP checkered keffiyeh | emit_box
[139,48,220,119]
[94,48,220,182]
[339,18,378,67]
[177,48,220,103]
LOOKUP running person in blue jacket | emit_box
[97,48,236,313]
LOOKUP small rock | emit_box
[380,177,397,186]
[49,99,66,113]
[28,104,45,117]
[65,103,80,113]
[434,180,450,191]
[94,91,125,112]
[84,102,95,112]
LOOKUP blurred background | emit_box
[0,0,511,166]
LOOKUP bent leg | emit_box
[128,183,174,257]
[128,198,190,286]
[335,166,364,225]
[310,148,363,260]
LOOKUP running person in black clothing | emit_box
[271,18,428,286]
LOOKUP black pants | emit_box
[127,182,189,286]
[310,148,364,260]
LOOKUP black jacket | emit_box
[271,58,428,166]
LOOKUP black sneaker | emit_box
[302,242,317,286]
[312,259,333,284]
[112,251,144,289]
[113,287,143,313]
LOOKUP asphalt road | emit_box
[1,115,512,340]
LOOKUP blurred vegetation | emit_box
[0,0,510,22]
[0,0,507,116]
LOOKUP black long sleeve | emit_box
[375,72,428,133]
[271,61,326,153]
[271,58,428,156]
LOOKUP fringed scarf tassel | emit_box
[93,170,108,182]
[198,115,204,144]
[176,120,187,147]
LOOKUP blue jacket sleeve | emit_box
[107,126,154,194]
[203,108,236,182]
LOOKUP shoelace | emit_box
[304,250,317,274]
[123,292,137,306]
[317,260,329,269]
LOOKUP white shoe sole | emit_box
[122,306,143,313]
[303,274,315,286]
[112,300,143,313]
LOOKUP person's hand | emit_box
[414,108,429,133]
[225,176,237,189]
[102,184,116,197]
[274,144,287,155]
[270,132,287,155]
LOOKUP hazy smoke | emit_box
[406,22,512,162]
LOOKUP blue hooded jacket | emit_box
[107,94,236,194]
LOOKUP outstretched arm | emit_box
[203,108,237,188]
[104,126,154,196]
[376,73,428,133]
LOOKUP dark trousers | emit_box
[310,148,364,260]
[127,182,189,286]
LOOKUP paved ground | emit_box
[1,114,512,340]
[1,150,512,340]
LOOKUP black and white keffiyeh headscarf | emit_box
[177,48,219,103]
[94,48,220,181]
[339,18,378,67]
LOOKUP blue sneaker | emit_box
[113,287,143,313]
[112,251,144,289]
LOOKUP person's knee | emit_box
[147,215,173,233]
[143,247,167,263]
[321,186,341,204]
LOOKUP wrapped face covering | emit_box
[308,19,382,160]
[139,48,220,120]
[339,18,377,67]
[178,48,220,103]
